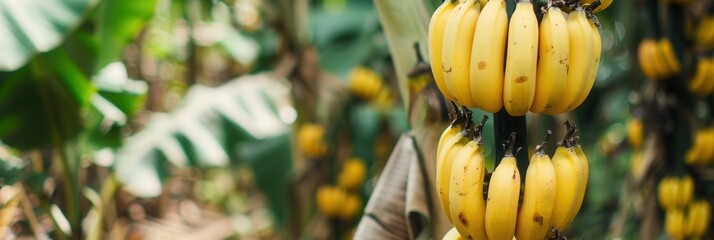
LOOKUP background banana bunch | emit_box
[348,66,384,101]
[687,58,714,97]
[428,0,608,116]
[316,158,366,220]
[436,108,589,239]
[684,128,714,166]
[298,123,328,158]
[637,38,681,80]
[657,175,711,239]
[695,16,714,48]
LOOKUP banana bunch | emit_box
[627,118,644,149]
[428,0,604,116]
[687,58,714,97]
[658,175,711,239]
[637,38,681,80]
[316,185,363,220]
[298,124,328,158]
[437,116,588,239]
[696,16,714,49]
[348,66,383,101]
[657,175,694,210]
[337,158,367,191]
[684,128,714,166]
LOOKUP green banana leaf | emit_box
[0,0,98,71]
[113,73,294,227]
[94,0,158,70]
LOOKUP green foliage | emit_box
[95,0,158,70]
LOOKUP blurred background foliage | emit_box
[0,0,708,239]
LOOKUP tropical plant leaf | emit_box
[373,0,430,107]
[112,74,294,228]
[94,0,158,70]
[0,0,98,71]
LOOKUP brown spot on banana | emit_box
[459,212,469,226]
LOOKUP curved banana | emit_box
[485,134,521,240]
[665,208,686,239]
[699,59,714,97]
[531,6,568,113]
[627,118,644,149]
[436,119,470,222]
[544,8,593,114]
[693,199,711,236]
[428,0,458,101]
[677,175,694,208]
[442,227,466,240]
[549,125,583,233]
[696,17,714,49]
[570,19,602,110]
[568,134,589,229]
[503,0,538,116]
[667,177,681,209]
[684,201,700,238]
[443,0,481,107]
[470,0,508,113]
[515,131,556,240]
[449,119,488,240]
[637,39,661,80]
[657,38,681,75]
[580,0,613,13]
[658,177,673,209]
[685,129,706,165]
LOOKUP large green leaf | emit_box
[0,47,93,150]
[0,0,98,71]
[94,0,158,70]
[113,73,294,200]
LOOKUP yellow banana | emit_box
[658,177,672,209]
[703,129,714,164]
[668,177,681,209]
[485,134,520,240]
[657,38,681,75]
[428,0,458,101]
[688,59,710,96]
[627,118,644,149]
[436,116,470,222]
[685,129,706,165]
[700,59,714,97]
[637,39,661,80]
[531,6,568,113]
[684,201,700,238]
[443,0,481,107]
[696,17,714,49]
[544,8,593,114]
[693,200,711,236]
[570,19,602,110]
[677,175,694,208]
[568,130,589,229]
[503,0,538,116]
[549,125,583,233]
[665,208,686,239]
[580,0,613,13]
[515,131,556,240]
[470,0,508,113]
[650,41,673,78]
[449,117,488,240]
[442,227,466,240]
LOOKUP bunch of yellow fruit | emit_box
[297,124,328,158]
[658,175,711,239]
[429,0,607,116]
[637,38,681,80]
[315,158,367,220]
[687,58,714,97]
[348,67,384,101]
[437,110,588,240]
[684,127,714,166]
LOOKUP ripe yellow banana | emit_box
[443,0,481,107]
[470,0,508,113]
[692,199,711,236]
[436,118,470,222]
[570,19,602,110]
[485,134,520,240]
[549,125,583,233]
[699,59,714,97]
[658,177,673,209]
[676,175,694,207]
[696,17,714,49]
[667,177,681,209]
[531,6,568,113]
[428,0,458,101]
[687,58,709,97]
[627,118,644,149]
[684,201,700,238]
[665,208,686,239]
[503,0,538,116]
[637,39,661,80]
[449,117,488,240]
[580,0,613,13]
[685,129,706,165]
[442,227,466,240]
[515,131,556,240]
[657,38,681,75]
[568,132,589,229]
[544,8,593,114]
